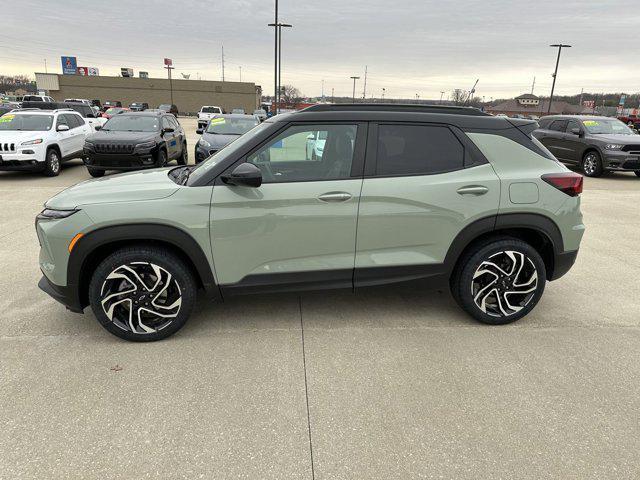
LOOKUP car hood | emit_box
[591,134,640,144]
[45,168,179,210]
[87,131,157,143]
[0,130,51,142]
[201,132,240,149]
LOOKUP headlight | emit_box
[135,141,156,149]
[198,138,211,148]
[37,208,79,220]
[605,144,623,150]
[21,138,43,146]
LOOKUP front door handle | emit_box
[457,185,489,196]
[318,192,352,202]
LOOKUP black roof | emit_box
[121,110,166,116]
[267,103,530,131]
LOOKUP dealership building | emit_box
[35,73,261,114]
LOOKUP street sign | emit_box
[61,56,77,75]
[164,58,173,66]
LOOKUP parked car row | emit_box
[0,105,187,177]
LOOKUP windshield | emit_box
[188,122,270,185]
[201,107,219,113]
[105,108,124,115]
[103,115,159,132]
[0,114,53,131]
[206,117,259,135]
[583,119,633,135]
[159,104,171,110]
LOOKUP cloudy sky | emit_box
[2,0,638,100]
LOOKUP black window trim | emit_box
[364,121,486,179]
[214,121,369,186]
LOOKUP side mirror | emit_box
[94,125,102,131]
[221,163,262,188]
[162,127,175,134]
[571,127,584,137]
[196,127,203,134]
[57,124,69,132]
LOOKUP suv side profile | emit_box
[533,115,640,177]
[0,108,92,176]
[37,104,585,341]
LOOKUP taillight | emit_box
[541,172,583,197]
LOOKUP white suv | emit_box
[0,109,92,176]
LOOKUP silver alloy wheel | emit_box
[49,151,60,173]
[471,250,538,317]
[583,153,598,175]
[100,261,182,334]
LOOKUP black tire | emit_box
[87,168,105,178]
[177,142,188,165]
[581,150,603,177]
[88,246,197,342]
[635,171,640,177]
[157,149,168,168]
[43,148,61,177]
[451,237,546,325]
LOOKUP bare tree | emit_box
[280,85,302,105]
[451,89,469,106]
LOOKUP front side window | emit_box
[56,115,69,129]
[246,124,357,183]
[376,124,464,176]
[104,115,160,132]
[0,114,53,131]
[566,120,581,133]
[549,120,568,132]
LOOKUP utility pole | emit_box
[362,65,368,99]
[578,87,584,107]
[221,45,225,81]
[465,79,479,105]
[548,43,571,113]
[268,19,292,114]
[382,87,386,100]
[44,59,47,73]
[531,76,536,95]
[350,76,360,101]
[440,91,445,103]
[321,79,324,100]
[239,66,242,82]
[331,87,334,103]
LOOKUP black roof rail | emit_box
[301,103,489,116]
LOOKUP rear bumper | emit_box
[549,250,578,281]
[38,275,83,313]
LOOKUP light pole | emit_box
[271,0,278,115]
[440,91,445,103]
[268,21,292,113]
[548,43,571,113]
[350,76,360,101]
[382,87,386,101]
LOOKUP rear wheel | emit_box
[177,142,188,165]
[581,151,603,177]
[87,168,105,178]
[88,246,197,341]
[43,148,61,177]
[451,237,546,325]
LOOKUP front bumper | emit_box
[38,275,84,313]
[0,158,43,171]
[0,145,45,171]
[84,148,159,170]
[603,151,640,171]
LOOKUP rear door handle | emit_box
[318,192,352,202]
[457,185,489,196]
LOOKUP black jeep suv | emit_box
[83,111,187,177]
[533,115,640,177]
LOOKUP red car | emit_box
[618,114,640,129]
[101,107,130,119]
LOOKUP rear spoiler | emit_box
[507,118,539,135]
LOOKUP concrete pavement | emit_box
[1,117,639,479]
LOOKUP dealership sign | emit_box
[88,67,99,76]
[164,58,173,66]
[76,66,88,76]
[61,56,77,75]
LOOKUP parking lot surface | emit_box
[1,118,640,479]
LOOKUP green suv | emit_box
[36,104,585,341]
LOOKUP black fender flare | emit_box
[68,223,221,309]
[443,213,565,275]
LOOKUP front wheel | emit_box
[581,151,603,177]
[87,168,105,178]
[157,149,168,168]
[635,171,640,177]
[88,246,197,341]
[43,148,61,177]
[451,237,546,325]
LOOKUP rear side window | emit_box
[376,124,464,176]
